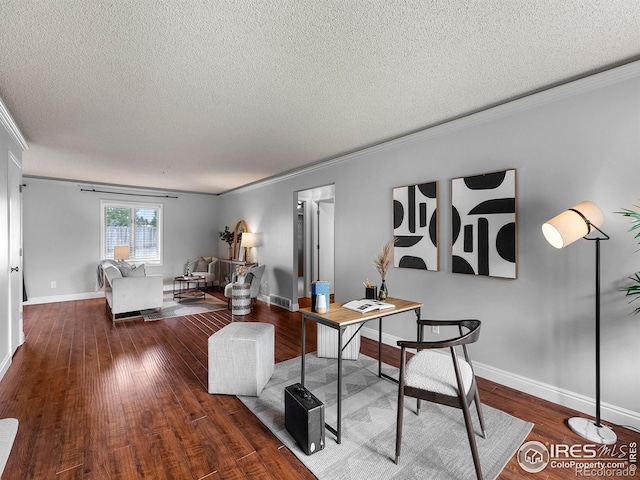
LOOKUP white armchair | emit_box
[185,256,218,288]
[223,264,265,309]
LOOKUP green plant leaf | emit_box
[623,272,640,315]
[617,205,640,314]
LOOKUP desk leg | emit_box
[415,306,422,341]
[301,315,306,386]
[378,317,383,378]
[336,325,343,444]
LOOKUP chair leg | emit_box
[395,386,404,464]
[396,347,408,465]
[461,395,483,480]
[474,390,487,439]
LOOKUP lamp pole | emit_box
[568,224,615,444]
[595,236,601,428]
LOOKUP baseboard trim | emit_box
[24,291,105,305]
[360,326,640,430]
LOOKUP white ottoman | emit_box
[208,322,274,396]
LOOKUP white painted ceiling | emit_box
[1,1,639,195]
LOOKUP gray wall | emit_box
[219,63,640,425]
[22,178,220,301]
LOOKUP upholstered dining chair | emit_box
[395,319,486,480]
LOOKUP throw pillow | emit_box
[187,258,198,273]
[195,257,209,272]
[117,262,134,277]
[128,264,146,277]
[104,265,122,282]
[120,263,146,277]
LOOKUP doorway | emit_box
[295,185,335,305]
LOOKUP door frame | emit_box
[8,151,24,354]
[294,184,335,306]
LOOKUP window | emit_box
[100,200,163,264]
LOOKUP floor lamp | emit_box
[542,200,616,445]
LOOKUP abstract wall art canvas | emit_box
[451,169,517,278]
[393,181,438,271]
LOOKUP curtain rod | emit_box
[80,188,178,199]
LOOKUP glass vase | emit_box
[378,279,388,301]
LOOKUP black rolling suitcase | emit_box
[284,383,325,455]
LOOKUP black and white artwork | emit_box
[393,181,438,271]
[451,169,517,278]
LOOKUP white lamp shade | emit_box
[114,245,130,260]
[542,201,604,249]
[241,232,257,248]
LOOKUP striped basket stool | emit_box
[232,282,251,315]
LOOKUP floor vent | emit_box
[269,295,292,310]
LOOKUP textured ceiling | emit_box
[1,1,639,194]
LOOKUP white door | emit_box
[8,152,23,353]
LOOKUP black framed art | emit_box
[393,181,439,271]
[451,169,517,278]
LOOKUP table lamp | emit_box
[114,245,130,262]
[241,232,257,263]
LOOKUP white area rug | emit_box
[141,292,227,321]
[239,354,533,480]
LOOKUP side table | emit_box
[173,276,205,302]
[231,282,251,315]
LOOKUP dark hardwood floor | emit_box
[0,293,637,479]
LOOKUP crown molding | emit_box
[221,59,640,197]
[0,97,28,151]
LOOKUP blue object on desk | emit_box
[311,281,330,313]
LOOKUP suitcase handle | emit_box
[295,386,312,399]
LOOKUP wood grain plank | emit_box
[109,445,140,479]
[192,416,247,480]
[152,427,196,479]
[56,386,85,474]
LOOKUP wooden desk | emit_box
[299,297,422,444]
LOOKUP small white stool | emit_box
[232,283,251,315]
[0,418,18,477]
[208,322,274,396]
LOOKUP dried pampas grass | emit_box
[374,238,395,279]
